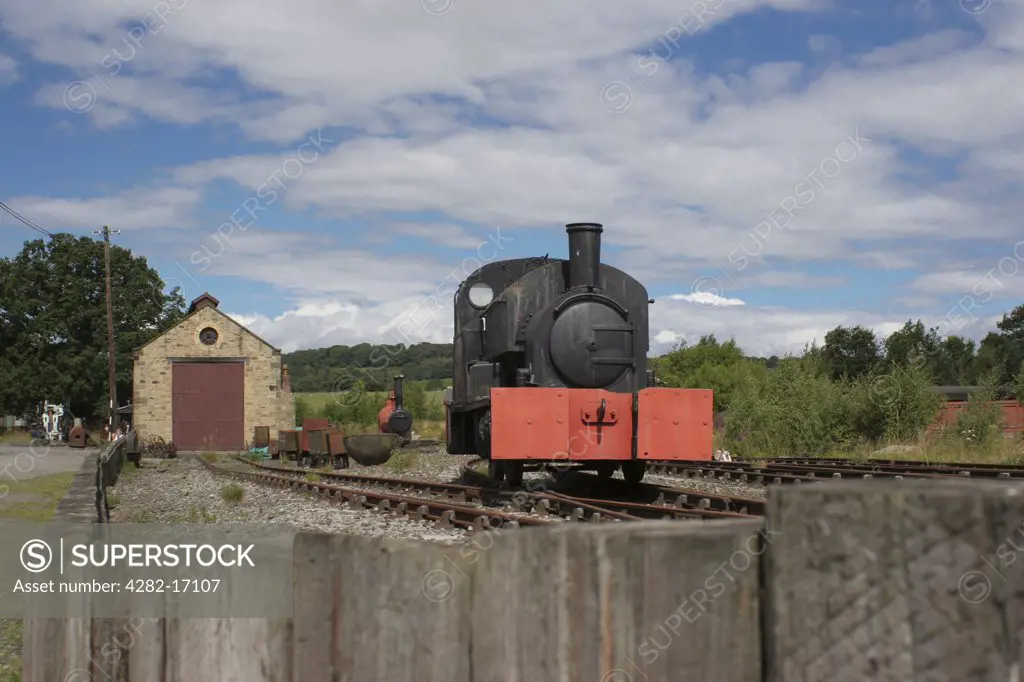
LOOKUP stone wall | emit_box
[132,306,296,448]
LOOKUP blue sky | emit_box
[1,0,1022,355]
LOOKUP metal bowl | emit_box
[343,434,399,466]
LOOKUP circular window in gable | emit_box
[199,327,219,346]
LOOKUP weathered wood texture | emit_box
[764,479,1024,682]
[22,441,114,682]
[470,520,764,682]
[23,479,1023,681]
[291,532,472,682]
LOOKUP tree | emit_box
[996,304,1024,339]
[822,325,881,381]
[0,234,186,419]
[658,335,751,412]
[936,335,978,385]
[993,305,1024,384]
[883,320,945,380]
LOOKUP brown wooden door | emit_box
[172,362,245,450]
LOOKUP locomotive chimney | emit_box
[393,375,405,411]
[565,222,603,289]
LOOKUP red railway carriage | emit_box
[443,222,714,486]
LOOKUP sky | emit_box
[1,0,1023,357]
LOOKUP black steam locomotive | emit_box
[443,223,714,486]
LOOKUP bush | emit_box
[954,370,1004,446]
[848,362,941,443]
[295,396,312,426]
[724,355,853,457]
[722,355,942,457]
[1015,361,1024,405]
[323,392,387,427]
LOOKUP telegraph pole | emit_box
[93,226,120,438]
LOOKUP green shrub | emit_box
[1014,360,1024,405]
[955,370,1004,446]
[723,355,852,457]
[848,362,941,444]
[220,484,244,503]
[722,355,941,457]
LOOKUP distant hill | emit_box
[284,342,453,392]
[284,341,782,393]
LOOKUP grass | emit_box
[173,505,217,523]
[0,619,21,682]
[383,449,419,473]
[743,433,1024,465]
[0,471,76,681]
[200,452,219,463]
[0,472,76,522]
[220,483,244,503]
[0,430,106,449]
[0,432,31,446]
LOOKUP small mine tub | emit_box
[342,433,400,466]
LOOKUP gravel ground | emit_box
[109,456,467,544]
[107,449,769,548]
[641,470,768,501]
[290,444,471,483]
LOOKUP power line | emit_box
[0,200,54,238]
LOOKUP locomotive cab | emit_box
[445,223,714,486]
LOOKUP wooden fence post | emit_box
[291,532,472,682]
[763,479,1024,681]
[470,519,765,682]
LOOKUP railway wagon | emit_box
[444,222,714,486]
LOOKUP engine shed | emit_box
[131,292,296,451]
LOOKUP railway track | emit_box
[758,457,1024,479]
[459,457,762,517]
[199,456,756,535]
[201,455,551,530]
[651,457,1024,484]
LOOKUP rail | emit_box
[21,477,1023,680]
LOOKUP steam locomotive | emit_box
[443,223,714,486]
[378,375,413,445]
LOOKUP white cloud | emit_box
[669,292,746,306]
[3,187,202,231]
[0,54,17,85]
[4,0,1024,355]
[214,277,1000,358]
[745,271,847,288]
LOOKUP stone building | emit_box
[132,293,295,451]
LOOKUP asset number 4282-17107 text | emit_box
[125,578,221,593]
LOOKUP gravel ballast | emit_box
[109,456,467,544]
[108,449,769,539]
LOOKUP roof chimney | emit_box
[187,292,220,314]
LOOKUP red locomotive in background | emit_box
[443,223,714,486]
[378,375,413,445]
